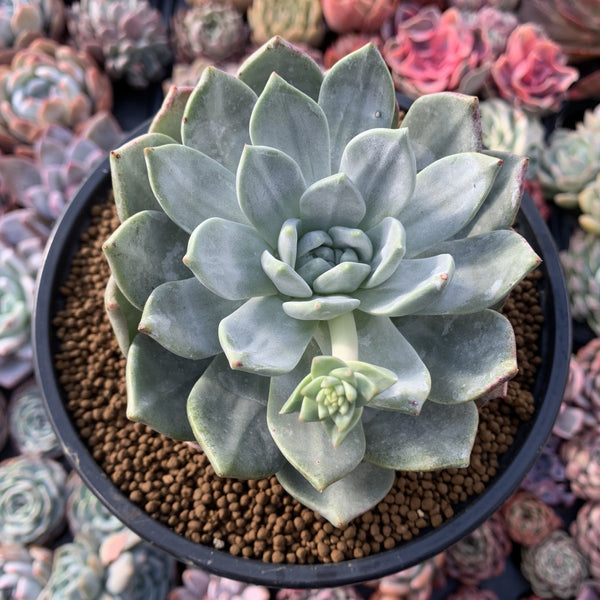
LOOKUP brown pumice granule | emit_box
[52,198,541,564]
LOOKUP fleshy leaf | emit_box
[364,400,479,470]
[354,254,455,316]
[395,310,517,404]
[103,210,190,310]
[283,296,360,320]
[148,85,193,143]
[400,153,503,257]
[185,218,276,301]
[182,68,257,173]
[139,278,242,360]
[340,128,416,230]
[219,296,317,375]
[312,262,371,294]
[319,43,396,172]
[187,354,284,479]
[276,461,395,527]
[104,275,142,356]
[250,73,330,186]
[299,174,366,231]
[454,151,528,237]
[363,217,406,288]
[126,334,210,441]
[354,313,430,413]
[400,92,482,171]
[278,218,301,267]
[237,145,306,247]
[416,231,542,314]
[237,36,323,101]
[261,250,312,297]
[268,344,366,491]
[145,144,247,234]
[110,133,175,221]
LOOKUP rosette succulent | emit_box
[67,0,172,89]
[570,501,600,580]
[0,0,65,50]
[104,37,540,525]
[321,0,398,34]
[0,543,53,599]
[578,174,600,235]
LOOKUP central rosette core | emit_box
[260,217,374,300]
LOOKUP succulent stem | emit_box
[328,312,358,362]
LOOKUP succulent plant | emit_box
[37,535,104,600]
[0,38,113,152]
[521,530,589,600]
[518,0,600,61]
[578,173,600,235]
[247,0,325,47]
[8,377,61,457]
[0,0,65,50]
[323,34,383,69]
[0,455,67,546]
[445,514,511,585]
[67,0,172,89]
[0,391,6,453]
[369,553,446,600]
[171,1,248,64]
[538,126,600,209]
[490,24,579,116]
[500,491,562,547]
[206,575,271,600]
[321,0,398,34]
[104,37,539,525]
[560,228,600,336]
[561,428,600,501]
[66,472,127,545]
[479,98,545,180]
[571,500,600,580]
[277,588,362,600]
[459,7,517,60]
[382,6,493,98]
[448,0,518,9]
[446,586,499,600]
[0,543,53,600]
[0,112,123,223]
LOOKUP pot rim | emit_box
[33,131,571,590]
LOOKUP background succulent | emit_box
[561,428,600,501]
[321,0,398,34]
[0,0,65,50]
[104,38,539,525]
[0,38,113,152]
[570,501,600,580]
[578,173,600,234]
[67,0,172,89]
[0,543,53,599]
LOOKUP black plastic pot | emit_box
[33,127,571,589]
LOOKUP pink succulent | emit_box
[321,0,398,33]
[490,24,579,115]
[382,6,492,98]
[323,33,382,69]
[447,585,500,600]
[562,428,600,501]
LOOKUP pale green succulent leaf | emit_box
[278,218,301,267]
[354,254,455,316]
[340,128,416,230]
[104,275,142,356]
[261,250,313,297]
[311,356,348,379]
[354,313,431,413]
[280,373,313,414]
[219,296,317,375]
[455,151,528,237]
[346,361,398,397]
[329,227,373,262]
[312,262,371,294]
[237,36,323,101]
[283,296,360,320]
[299,173,366,231]
[363,217,406,288]
[268,344,366,491]
[110,133,175,221]
[319,43,396,172]
[296,257,331,285]
[140,278,242,360]
[185,218,276,301]
[187,354,283,479]
[276,460,395,527]
[400,92,482,171]
[416,231,542,314]
[299,397,320,422]
[400,153,503,257]
[250,73,330,186]
[328,406,363,447]
[237,145,306,247]
[395,310,517,404]
[182,67,257,172]
[145,144,247,234]
[126,334,210,441]
[148,85,193,143]
[103,210,190,310]
[364,400,479,470]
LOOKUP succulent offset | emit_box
[104,37,540,525]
